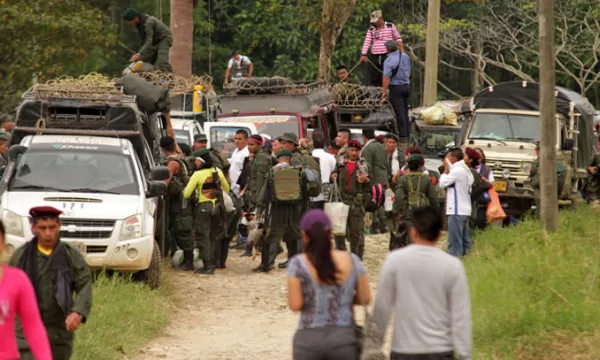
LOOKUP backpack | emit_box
[272,166,303,202]
[302,154,322,197]
[164,156,190,196]
[406,173,430,212]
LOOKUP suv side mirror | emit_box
[146,181,167,198]
[151,166,170,181]
[8,145,28,161]
[562,138,575,151]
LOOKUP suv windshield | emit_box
[469,113,539,142]
[9,150,139,195]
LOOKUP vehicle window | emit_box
[174,129,190,145]
[218,115,298,140]
[209,126,249,158]
[9,150,139,195]
[468,113,539,142]
[192,124,201,137]
[351,133,365,145]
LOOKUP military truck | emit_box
[457,81,597,217]
[215,78,336,150]
[1,81,170,289]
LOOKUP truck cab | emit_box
[217,80,336,147]
[460,81,597,216]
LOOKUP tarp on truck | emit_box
[473,81,597,167]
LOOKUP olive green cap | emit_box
[123,8,140,21]
[0,132,9,141]
[277,149,293,158]
[407,154,423,163]
[279,132,299,145]
[192,149,210,158]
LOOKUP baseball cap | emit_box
[370,10,382,23]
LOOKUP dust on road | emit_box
[128,234,392,360]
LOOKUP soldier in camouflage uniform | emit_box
[124,8,173,72]
[160,137,195,270]
[331,140,371,259]
[585,140,600,201]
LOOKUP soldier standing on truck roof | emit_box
[224,51,253,86]
[10,206,93,360]
[123,8,173,72]
[160,137,195,271]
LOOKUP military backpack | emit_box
[271,165,304,202]
[406,173,430,212]
[302,153,322,197]
[164,156,190,196]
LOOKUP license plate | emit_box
[494,181,507,193]
[71,242,87,255]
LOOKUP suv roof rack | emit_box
[331,83,387,110]
[22,74,136,104]
[224,77,326,95]
[136,71,214,95]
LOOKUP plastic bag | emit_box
[325,182,350,236]
[384,188,395,212]
[421,105,445,125]
[486,188,507,222]
[223,191,235,213]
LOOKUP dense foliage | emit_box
[2,0,599,115]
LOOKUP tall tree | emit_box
[316,0,358,81]
[170,0,194,77]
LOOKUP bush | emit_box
[72,273,171,359]
[467,207,600,359]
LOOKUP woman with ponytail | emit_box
[287,210,371,360]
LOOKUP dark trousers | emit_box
[391,351,454,360]
[293,327,358,360]
[389,84,411,140]
[366,53,387,87]
[311,201,325,210]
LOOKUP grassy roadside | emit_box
[467,207,600,359]
[72,271,173,360]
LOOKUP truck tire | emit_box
[134,241,162,290]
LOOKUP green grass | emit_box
[467,207,600,359]
[72,272,172,360]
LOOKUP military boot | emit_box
[178,250,195,271]
[195,259,215,275]
[357,245,365,260]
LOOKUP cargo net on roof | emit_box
[22,73,133,102]
[136,71,214,95]
[331,83,385,110]
[225,77,325,95]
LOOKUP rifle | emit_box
[211,167,229,233]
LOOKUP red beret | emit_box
[465,147,481,160]
[29,206,63,218]
[375,135,385,142]
[405,146,421,155]
[347,139,363,150]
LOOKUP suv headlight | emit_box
[522,162,533,174]
[2,209,24,237]
[121,214,142,241]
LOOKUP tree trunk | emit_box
[317,0,357,82]
[539,0,558,232]
[170,0,193,77]
[423,0,441,105]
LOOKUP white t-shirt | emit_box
[229,146,249,194]
[439,160,474,216]
[227,56,252,79]
[311,148,337,202]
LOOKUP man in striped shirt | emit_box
[360,10,404,87]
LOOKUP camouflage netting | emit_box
[331,83,385,109]
[23,73,130,102]
[136,71,214,95]
[224,77,325,95]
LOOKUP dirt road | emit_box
[129,234,392,360]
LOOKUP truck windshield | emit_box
[469,113,539,142]
[218,115,299,139]
[9,150,139,195]
[174,129,190,145]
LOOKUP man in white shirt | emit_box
[310,131,336,209]
[224,51,253,85]
[439,148,474,257]
[373,206,472,360]
[229,129,249,197]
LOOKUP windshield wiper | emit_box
[506,137,535,142]
[70,188,120,195]
[469,137,508,146]
[11,185,71,192]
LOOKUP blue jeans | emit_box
[447,215,471,257]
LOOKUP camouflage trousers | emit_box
[194,201,224,266]
[334,203,365,259]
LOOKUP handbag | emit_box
[486,188,507,222]
[352,257,386,360]
[324,182,350,237]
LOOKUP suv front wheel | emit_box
[134,241,162,290]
